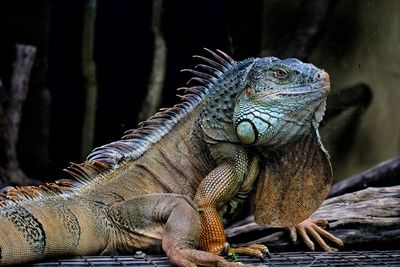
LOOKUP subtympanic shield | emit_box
[254,134,332,227]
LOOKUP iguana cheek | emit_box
[235,120,258,144]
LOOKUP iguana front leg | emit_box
[107,193,237,267]
[194,145,268,258]
[194,161,241,253]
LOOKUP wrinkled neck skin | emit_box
[260,96,327,151]
[256,90,329,153]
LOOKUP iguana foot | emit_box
[225,242,271,259]
[168,248,242,267]
[288,218,343,252]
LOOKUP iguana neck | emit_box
[194,58,255,145]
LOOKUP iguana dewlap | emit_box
[0,49,341,266]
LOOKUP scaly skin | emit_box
[0,49,342,266]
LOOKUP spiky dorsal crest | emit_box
[87,49,236,167]
[0,49,236,205]
[63,160,109,184]
[0,161,108,205]
[0,179,76,205]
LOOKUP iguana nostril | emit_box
[236,120,257,144]
[314,71,330,92]
[315,72,323,80]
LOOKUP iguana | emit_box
[0,49,342,266]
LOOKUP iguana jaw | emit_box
[252,85,329,102]
[253,72,330,99]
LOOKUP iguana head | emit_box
[233,57,330,147]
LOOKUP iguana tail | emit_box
[0,179,110,265]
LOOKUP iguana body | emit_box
[0,50,341,266]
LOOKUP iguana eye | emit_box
[273,68,288,79]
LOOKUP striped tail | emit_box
[0,184,111,265]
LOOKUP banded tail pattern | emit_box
[0,178,110,265]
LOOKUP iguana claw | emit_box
[224,242,271,260]
[168,248,240,267]
[288,218,343,252]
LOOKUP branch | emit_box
[138,0,166,122]
[328,157,400,198]
[81,0,98,159]
[323,83,372,125]
[0,44,40,186]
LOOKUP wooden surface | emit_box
[227,186,400,251]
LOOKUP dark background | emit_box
[0,0,399,184]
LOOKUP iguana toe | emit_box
[226,243,270,260]
[168,248,239,267]
[289,218,343,252]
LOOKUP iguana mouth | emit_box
[279,86,330,96]
[254,85,330,100]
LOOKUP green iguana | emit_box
[0,49,342,266]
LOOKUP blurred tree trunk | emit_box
[81,0,98,159]
[0,45,40,187]
[0,0,52,184]
[138,0,166,122]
